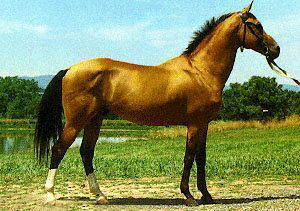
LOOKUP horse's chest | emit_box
[188,91,222,120]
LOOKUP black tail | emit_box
[34,69,68,163]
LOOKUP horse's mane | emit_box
[182,13,235,55]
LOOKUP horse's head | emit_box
[238,1,280,61]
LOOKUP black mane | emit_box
[183,13,235,55]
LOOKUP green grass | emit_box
[0,125,299,186]
[206,127,300,179]
[0,119,157,130]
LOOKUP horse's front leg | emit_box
[195,124,214,204]
[180,125,202,206]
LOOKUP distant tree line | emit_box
[220,76,300,120]
[0,77,42,119]
[0,76,299,120]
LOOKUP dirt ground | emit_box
[1,177,299,210]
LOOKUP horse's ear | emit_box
[241,1,253,15]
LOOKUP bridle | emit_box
[239,14,268,56]
[239,13,300,86]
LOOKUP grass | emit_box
[0,121,299,186]
[0,120,300,210]
[0,119,156,129]
[149,115,300,138]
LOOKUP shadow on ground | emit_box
[214,195,300,205]
[57,195,300,206]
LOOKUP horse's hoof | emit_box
[184,198,199,206]
[200,195,214,204]
[44,192,56,204]
[44,197,56,205]
[96,195,109,204]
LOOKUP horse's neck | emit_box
[191,20,240,90]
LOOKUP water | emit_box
[0,133,33,154]
[0,132,139,154]
[70,136,130,148]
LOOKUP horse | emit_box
[34,2,280,206]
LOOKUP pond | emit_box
[0,129,146,154]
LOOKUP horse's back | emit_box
[62,57,166,97]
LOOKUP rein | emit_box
[240,15,300,86]
[267,59,300,86]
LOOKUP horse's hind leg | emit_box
[80,114,108,204]
[45,122,80,203]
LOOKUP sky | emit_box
[0,0,299,85]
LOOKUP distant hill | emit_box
[22,75,300,92]
[21,75,53,89]
[282,84,300,92]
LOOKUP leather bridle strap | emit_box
[240,15,267,53]
[240,20,247,52]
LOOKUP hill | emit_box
[282,84,300,92]
[21,75,53,89]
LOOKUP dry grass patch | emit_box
[149,115,300,138]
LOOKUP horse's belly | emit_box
[117,113,187,126]
[109,103,188,126]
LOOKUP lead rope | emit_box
[267,59,300,86]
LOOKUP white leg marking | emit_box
[44,169,57,203]
[87,173,108,204]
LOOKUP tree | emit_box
[220,76,291,120]
[287,91,300,115]
[0,76,42,118]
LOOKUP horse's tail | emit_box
[34,69,68,163]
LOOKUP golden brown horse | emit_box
[34,2,280,206]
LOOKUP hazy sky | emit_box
[1,0,299,85]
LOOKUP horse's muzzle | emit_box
[266,44,280,61]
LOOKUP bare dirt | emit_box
[1,177,299,210]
